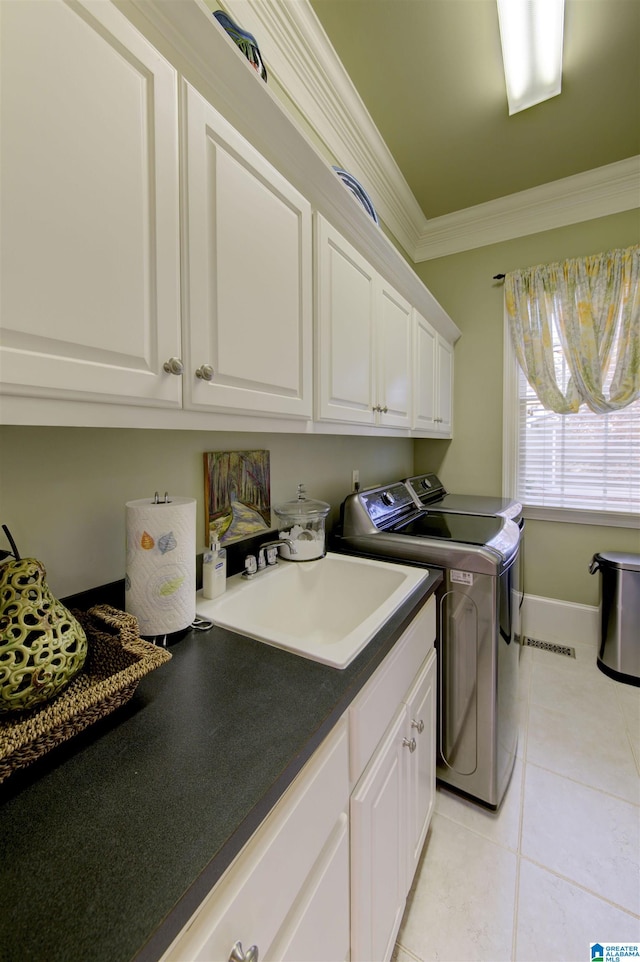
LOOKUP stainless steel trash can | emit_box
[590,552,640,686]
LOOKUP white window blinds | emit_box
[516,338,640,515]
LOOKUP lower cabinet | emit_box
[160,596,436,962]
[350,616,436,962]
[160,718,350,962]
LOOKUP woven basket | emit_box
[0,605,172,783]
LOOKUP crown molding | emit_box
[413,156,640,260]
[221,0,424,255]
[222,0,639,262]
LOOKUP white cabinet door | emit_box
[376,278,412,428]
[0,0,181,407]
[183,83,312,419]
[351,709,408,962]
[413,311,437,431]
[404,648,437,887]
[436,334,454,435]
[413,310,454,436]
[315,216,376,425]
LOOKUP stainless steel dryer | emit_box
[405,473,523,522]
[334,480,523,809]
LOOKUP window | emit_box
[504,314,640,526]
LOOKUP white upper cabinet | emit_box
[315,216,412,429]
[0,0,182,407]
[315,216,376,425]
[182,83,312,419]
[0,0,457,431]
[376,279,412,428]
[413,311,454,436]
[435,335,454,435]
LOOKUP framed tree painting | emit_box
[204,450,272,546]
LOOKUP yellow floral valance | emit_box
[505,245,640,414]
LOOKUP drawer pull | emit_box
[229,941,259,962]
[402,736,417,753]
[411,718,425,734]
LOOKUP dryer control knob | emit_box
[381,491,396,506]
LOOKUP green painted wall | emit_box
[0,427,412,599]
[413,208,640,606]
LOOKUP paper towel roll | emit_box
[125,496,196,637]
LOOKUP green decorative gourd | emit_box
[0,557,88,714]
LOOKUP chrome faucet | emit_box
[258,539,297,568]
[242,538,297,578]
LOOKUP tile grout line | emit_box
[518,853,640,920]
[511,852,523,962]
[511,669,530,962]
[523,757,640,809]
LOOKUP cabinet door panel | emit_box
[184,83,311,418]
[413,311,437,430]
[436,335,454,435]
[351,710,407,962]
[404,648,437,887]
[315,216,376,424]
[0,0,181,406]
[377,280,411,428]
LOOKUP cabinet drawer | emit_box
[162,718,349,962]
[349,595,435,785]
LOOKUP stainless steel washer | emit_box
[334,477,523,809]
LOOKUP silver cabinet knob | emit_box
[381,405,388,413]
[163,357,184,375]
[411,718,425,734]
[229,941,259,962]
[402,736,417,753]
[195,364,215,381]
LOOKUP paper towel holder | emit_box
[153,491,172,504]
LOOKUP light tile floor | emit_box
[394,636,640,962]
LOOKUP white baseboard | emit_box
[521,593,599,648]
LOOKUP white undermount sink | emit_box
[196,552,427,669]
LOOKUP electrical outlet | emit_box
[352,469,360,490]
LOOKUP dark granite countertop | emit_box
[0,569,441,962]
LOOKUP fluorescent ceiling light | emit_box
[497,0,565,114]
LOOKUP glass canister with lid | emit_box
[273,484,330,560]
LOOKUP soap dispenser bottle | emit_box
[202,537,227,599]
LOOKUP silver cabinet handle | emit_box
[229,942,259,962]
[402,736,417,753]
[196,364,215,381]
[411,718,425,734]
[163,357,184,375]
[381,405,388,413]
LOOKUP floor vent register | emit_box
[520,636,576,658]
